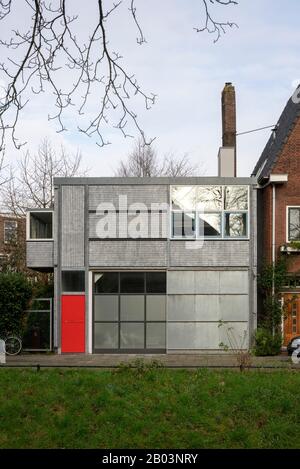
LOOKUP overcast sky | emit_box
[2,0,300,177]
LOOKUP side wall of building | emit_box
[261,118,300,272]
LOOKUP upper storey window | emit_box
[4,220,18,243]
[27,211,53,240]
[287,207,300,241]
[171,185,249,239]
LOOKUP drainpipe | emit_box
[257,175,288,335]
[272,183,276,297]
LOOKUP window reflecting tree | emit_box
[225,186,248,210]
[289,208,300,241]
[197,186,222,211]
[225,213,247,237]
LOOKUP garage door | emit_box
[167,270,249,351]
[93,271,166,353]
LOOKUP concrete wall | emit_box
[89,211,168,239]
[61,185,85,268]
[89,240,168,267]
[26,241,53,269]
[169,240,249,267]
[89,185,168,209]
[167,270,249,351]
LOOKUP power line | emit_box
[236,124,277,137]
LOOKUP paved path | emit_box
[2,352,298,369]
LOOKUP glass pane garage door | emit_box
[93,272,166,353]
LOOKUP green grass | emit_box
[0,367,299,448]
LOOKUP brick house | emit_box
[252,88,300,345]
[0,213,26,271]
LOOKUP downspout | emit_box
[257,175,288,337]
[272,184,276,336]
[272,183,276,296]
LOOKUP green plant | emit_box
[32,276,54,298]
[117,358,164,374]
[219,321,252,371]
[256,260,288,356]
[258,259,287,332]
[253,328,282,356]
[289,241,300,250]
[0,272,33,336]
[259,259,287,296]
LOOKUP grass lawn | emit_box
[0,366,299,449]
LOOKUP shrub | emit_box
[0,272,33,336]
[32,277,54,298]
[253,328,282,356]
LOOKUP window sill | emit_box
[26,238,54,242]
[280,244,300,254]
[170,237,249,241]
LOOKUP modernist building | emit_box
[26,84,258,354]
[253,87,300,345]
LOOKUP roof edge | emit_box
[53,176,257,186]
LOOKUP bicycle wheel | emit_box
[5,336,22,355]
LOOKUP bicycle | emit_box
[0,334,22,356]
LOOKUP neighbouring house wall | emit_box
[261,118,300,272]
[261,184,272,265]
[0,215,26,270]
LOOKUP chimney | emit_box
[218,82,237,177]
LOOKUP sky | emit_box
[1,0,300,177]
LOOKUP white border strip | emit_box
[88,271,93,354]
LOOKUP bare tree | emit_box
[115,138,199,177]
[2,137,88,215]
[0,150,7,185]
[0,1,238,150]
[162,152,200,177]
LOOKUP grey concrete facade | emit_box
[26,176,258,354]
[26,241,54,269]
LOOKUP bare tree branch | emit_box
[194,0,238,43]
[0,1,238,150]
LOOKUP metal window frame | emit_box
[23,297,53,352]
[61,269,85,294]
[286,206,300,243]
[170,184,250,241]
[92,271,166,353]
[26,210,54,241]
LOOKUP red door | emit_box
[61,295,85,353]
